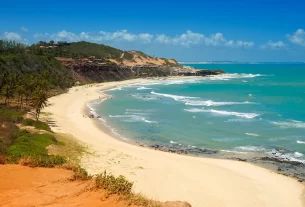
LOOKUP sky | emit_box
[1,0,305,62]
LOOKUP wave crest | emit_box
[270,121,305,128]
[184,108,260,119]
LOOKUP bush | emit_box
[19,155,65,167]
[95,171,133,196]
[0,155,6,164]
[22,118,52,132]
[7,132,56,158]
[0,108,23,123]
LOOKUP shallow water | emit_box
[90,64,305,164]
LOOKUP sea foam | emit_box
[151,91,198,101]
[270,120,305,128]
[137,86,152,90]
[109,114,157,124]
[184,108,259,119]
[185,100,255,106]
[245,133,260,137]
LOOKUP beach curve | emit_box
[43,77,305,207]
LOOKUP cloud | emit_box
[21,26,28,32]
[287,29,305,46]
[3,32,22,41]
[260,41,286,49]
[34,30,154,44]
[33,29,254,48]
[155,31,254,48]
[156,30,204,46]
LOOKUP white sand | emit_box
[44,78,305,207]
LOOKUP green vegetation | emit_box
[30,41,124,59]
[1,40,73,119]
[0,108,23,122]
[7,131,55,156]
[123,52,134,60]
[96,171,133,195]
[22,118,52,131]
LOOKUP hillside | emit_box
[31,41,181,67]
[1,40,223,86]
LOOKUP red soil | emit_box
[0,165,138,207]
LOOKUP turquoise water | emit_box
[91,64,305,163]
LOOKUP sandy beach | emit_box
[44,77,305,207]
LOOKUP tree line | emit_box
[0,40,73,120]
[0,72,49,120]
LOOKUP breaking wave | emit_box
[151,91,198,101]
[270,120,305,128]
[184,108,260,119]
[245,133,260,137]
[235,146,266,152]
[185,100,255,106]
[109,114,157,124]
[137,86,152,90]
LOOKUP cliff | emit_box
[61,59,224,83]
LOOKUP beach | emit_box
[44,77,305,207]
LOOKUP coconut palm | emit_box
[31,90,48,120]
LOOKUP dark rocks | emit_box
[88,114,94,118]
[230,157,247,162]
[260,156,304,166]
[148,144,217,155]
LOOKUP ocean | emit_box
[90,64,305,164]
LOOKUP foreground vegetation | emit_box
[0,108,164,207]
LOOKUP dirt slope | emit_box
[0,165,191,207]
[0,165,138,207]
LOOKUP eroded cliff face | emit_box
[64,62,224,84]
[70,64,134,83]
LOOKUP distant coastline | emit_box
[180,61,305,64]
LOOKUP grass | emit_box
[22,118,52,132]
[6,130,66,167]
[48,133,89,165]
[0,108,24,123]
[19,155,65,167]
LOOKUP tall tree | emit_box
[31,90,48,120]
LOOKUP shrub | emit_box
[61,164,92,180]
[7,132,56,158]
[0,108,23,123]
[0,155,6,164]
[95,171,133,196]
[19,155,65,167]
[6,131,65,167]
[22,118,52,132]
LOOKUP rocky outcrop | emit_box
[62,61,225,83]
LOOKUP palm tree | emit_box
[31,90,48,120]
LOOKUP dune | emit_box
[43,77,305,207]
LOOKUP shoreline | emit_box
[44,77,305,207]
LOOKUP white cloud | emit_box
[3,32,22,41]
[33,29,254,48]
[34,30,154,44]
[287,29,305,46]
[156,30,204,46]
[260,41,286,49]
[156,31,254,48]
[21,26,28,32]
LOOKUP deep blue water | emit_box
[90,64,305,163]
